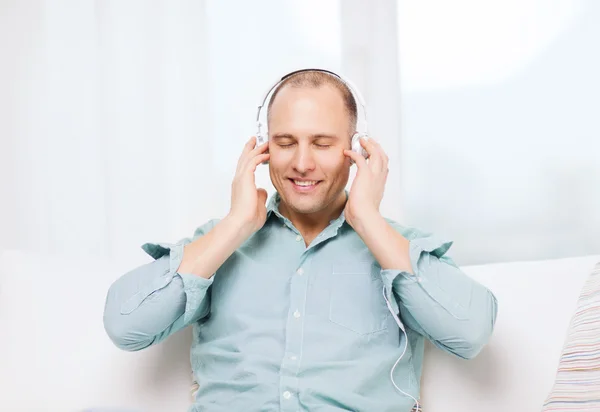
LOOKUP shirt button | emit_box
[296,268,304,275]
[283,391,291,399]
[295,234,302,242]
[293,310,301,318]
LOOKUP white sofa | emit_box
[1,249,598,412]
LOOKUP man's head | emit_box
[266,70,358,217]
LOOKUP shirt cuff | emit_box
[179,272,213,323]
[140,241,188,297]
[380,235,454,313]
[122,240,213,323]
[119,241,187,315]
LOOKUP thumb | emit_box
[257,188,268,205]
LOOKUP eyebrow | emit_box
[271,133,339,140]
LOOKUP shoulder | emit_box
[382,217,433,241]
[141,218,222,260]
[383,217,455,261]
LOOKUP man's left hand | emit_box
[343,136,388,231]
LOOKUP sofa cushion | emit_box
[2,248,599,412]
[0,249,194,412]
[420,254,600,412]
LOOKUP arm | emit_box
[103,136,270,351]
[343,137,497,360]
[103,216,253,351]
[354,214,498,359]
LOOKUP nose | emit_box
[292,143,316,174]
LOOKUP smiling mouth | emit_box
[289,179,321,190]
[292,179,319,186]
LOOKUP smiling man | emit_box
[103,69,498,412]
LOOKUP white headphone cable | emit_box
[383,287,421,412]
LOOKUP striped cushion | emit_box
[542,262,600,411]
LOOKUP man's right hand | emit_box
[228,136,270,235]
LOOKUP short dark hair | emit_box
[267,70,358,133]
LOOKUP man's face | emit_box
[267,84,352,215]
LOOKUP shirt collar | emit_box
[266,191,283,216]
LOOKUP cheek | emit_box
[316,150,349,175]
[268,151,290,177]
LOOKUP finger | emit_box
[360,137,382,170]
[242,139,268,166]
[237,153,269,182]
[360,136,381,161]
[370,139,388,163]
[238,137,268,173]
[371,139,389,172]
[236,136,257,172]
[359,135,375,152]
[245,135,257,150]
[344,149,367,169]
[367,138,388,159]
[249,140,269,157]
[257,188,268,205]
[241,136,258,159]
[362,138,388,172]
[248,153,270,171]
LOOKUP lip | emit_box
[288,178,321,193]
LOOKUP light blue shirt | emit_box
[103,191,498,412]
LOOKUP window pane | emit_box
[397,0,600,264]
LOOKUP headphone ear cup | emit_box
[256,133,269,165]
[351,132,369,161]
[256,132,267,147]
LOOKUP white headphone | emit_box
[255,68,370,164]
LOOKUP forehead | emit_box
[268,85,350,129]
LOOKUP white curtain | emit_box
[0,0,401,266]
[1,0,597,267]
[1,1,217,265]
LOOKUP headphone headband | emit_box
[255,68,368,140]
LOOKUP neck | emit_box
[278,191,347,239]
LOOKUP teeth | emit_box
[294,180,318,186]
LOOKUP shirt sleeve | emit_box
[380,221,498,360]
[138,218,221,324]
[103,218,220,351]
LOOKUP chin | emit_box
[283,195,316,212]
[292,202,325,215]
[280,191,321,214]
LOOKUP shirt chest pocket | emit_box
[328,261,390,335]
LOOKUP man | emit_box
[103,69,498,412]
